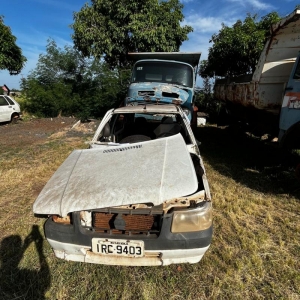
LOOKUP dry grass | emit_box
[0,122,299,300]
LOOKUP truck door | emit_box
[279,53,300,145]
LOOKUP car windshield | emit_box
[98,112,192,145]
[131,61,193,88]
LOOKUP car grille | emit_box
[91,210,162,236]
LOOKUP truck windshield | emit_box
[132,61,193,88]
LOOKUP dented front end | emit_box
[45,189,212,266]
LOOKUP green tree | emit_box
[21,39,121,119]
[199,12,280,78]
[71,0,193,68]
[194,78,220,121]
[0,16,26,74]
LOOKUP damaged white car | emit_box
[33,104,212,266]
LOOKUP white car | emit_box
[33,104,212,266]
[0,95,21,123]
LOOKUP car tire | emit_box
[10,113,19,123]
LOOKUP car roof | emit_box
[114,104,180,114]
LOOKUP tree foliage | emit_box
[0,16,26,74]
[194,78,220,121]
[199,12,281,78]
[71,0,193,68]
[21,39,124,120]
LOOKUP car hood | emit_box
[33,134,198,217]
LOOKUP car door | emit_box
[0,96,11,122]
[91,109,114,143]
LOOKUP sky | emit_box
[0,0,298,89]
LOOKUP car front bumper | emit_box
[48,238,210,266]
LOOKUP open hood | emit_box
[33,134,198,217]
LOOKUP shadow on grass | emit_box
[0,225,50,300]
[194,125,300,200]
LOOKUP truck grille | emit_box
[92,211,161,236]
[138,91,155,96]
[162,92,179,98]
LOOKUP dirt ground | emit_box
[0,117,100,148]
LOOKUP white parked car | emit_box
[0,95,21,123]
[33,104,212,266]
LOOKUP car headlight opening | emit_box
[171,202,212,233]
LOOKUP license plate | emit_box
[92,238,144,257]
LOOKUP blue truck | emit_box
[125,52,201,122]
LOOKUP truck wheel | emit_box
[217,106,231,127]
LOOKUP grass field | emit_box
[0,121,299,300]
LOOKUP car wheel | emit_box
[10,113,20,123]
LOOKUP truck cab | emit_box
[125,52,201,121]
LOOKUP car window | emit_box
[0,97,9,106]
[4,96,14,105]
[109,112,191,144]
